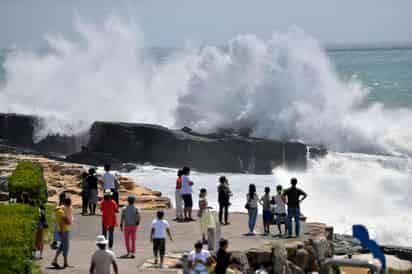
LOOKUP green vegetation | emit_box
[8,162,47,204]
[0,204,38,274]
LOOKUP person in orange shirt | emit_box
[99,190,118,249]
[175,169,184,222]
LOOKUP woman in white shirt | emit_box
[189,241,212,274]
[245,184,259,235]
[271,185,287,236]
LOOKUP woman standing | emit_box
[198,188,215,243]
[245,184,259,236]
[87,168,98,215]
[51,197,73,269]
[80,172,89,215]
[175,170,184,222]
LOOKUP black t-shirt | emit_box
[218,184,230,205]
[215,248,231,274]
[87,175,98,190]
[284,187,306,208]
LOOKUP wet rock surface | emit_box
[0,113,318,174]
[68,121,308,174]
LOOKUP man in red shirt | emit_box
[100,190,118,249]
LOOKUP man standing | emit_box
[90,235,118,274]
[218,176,232,225]
[181,166,194,221]
[215,238,231,274]
[102,164,119,205]
[283,178,307,238]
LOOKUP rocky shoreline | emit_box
[2,148,412,273]
[0,113,324,174]
[0,150,171,209]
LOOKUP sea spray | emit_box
[0,16,411,156]
[125,152,412,245]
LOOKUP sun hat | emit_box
[96,235,108,245]
[104,189,113,196]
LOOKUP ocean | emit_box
[0,20,411,245]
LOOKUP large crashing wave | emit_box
[0,17,411,155]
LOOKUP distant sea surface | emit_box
[329,48,412,108]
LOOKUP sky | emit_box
[1,0,412,49]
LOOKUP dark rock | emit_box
[0,113,318,174]
[0,191,9,201]
[68,121,309,174]
[0,176,7,192]
[332,234,364,255]
[246,248,272,270]
[112,163,137,173]
[309,146,328,159]
[0,113,87,155]
[230,251,250,273]
[380,245,412,261]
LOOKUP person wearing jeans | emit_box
[181,166,194,221]
[51,197,73,269]
[283,178,307,238]
[100,190,118,249]
[287,207,300,237]
[246,184,259,235]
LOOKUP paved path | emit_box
[40,209,300,274]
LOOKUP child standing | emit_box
[150,211,173,268]
[259,187,272,235]
[100,190,118,249]
[273,185,287,236]
[34,204,48,259]
[120,196,141,258]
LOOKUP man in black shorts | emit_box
[150,211,173,268]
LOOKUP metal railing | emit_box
[323,258,384,274]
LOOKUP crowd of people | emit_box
[174,166,308,239]
[31,163,308,274]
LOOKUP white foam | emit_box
[125,152,412,245]
[0,16,411,155]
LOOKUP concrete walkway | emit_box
[40,209,299,274]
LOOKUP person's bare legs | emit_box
[52,250,62,267]
[160,254,164,268]
[63,256,69,268]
